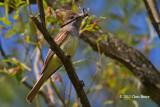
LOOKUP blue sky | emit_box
[0,0,160,107]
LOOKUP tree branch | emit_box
[80,30,160,106]
[2,0,160,106]
[143,0,160,38]
[31,1,91,107]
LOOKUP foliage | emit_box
[0,0,158,107]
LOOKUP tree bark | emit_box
[80,30,160,106]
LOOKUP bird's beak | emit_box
[78,8,89,18]
[61,8,89,28]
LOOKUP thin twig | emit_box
[0,39,12,66]
[22,79,55,107]
[66,82,72,107]
[35,36,44,64]
[50,79,66,107]
[0,39,7,58]
[37,0,46,27]
[143,0,160,38]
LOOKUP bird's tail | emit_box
[26,75,45,103]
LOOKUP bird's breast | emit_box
[60,35,78,56]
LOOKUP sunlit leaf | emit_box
[15,17,25,33]
[5,29,16,38]
[96,34,107,43]
[73,101,79,107]
[4,0,8,17]
[0,69,8,76]
[0,17,11,26]
[72,3,78,12]
[1,58,31,72]
[119,87,130,94]
[25,20,37,37]
[104,100,113,105]
[0,2,4,6]
[13,10,19,20]
[1,58,31,81]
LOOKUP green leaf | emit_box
[13,10,19,20]
[0,17,11,26]
[104,100,113,105]
[5,16,25,38]
[4,0,9,17]
[0,2,4,6]
[119,87,129,94]
[96,34,107,43]
[5,29,16,38]
[72,3,78,12]
[1,58,31,71]
[46,16,57,24]
[14,70,23,81]
[0,69,8,77]
[14,17,25,33]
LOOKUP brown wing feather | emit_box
[41,30,70,74]
[54,29,70,45]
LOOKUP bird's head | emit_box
[59,8,88,28]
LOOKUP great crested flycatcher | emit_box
[26,9,88,103]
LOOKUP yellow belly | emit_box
[60,35,78,56]
[42,35,78,78]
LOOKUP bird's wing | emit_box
[54,29,70,46]
[41,30,70,74]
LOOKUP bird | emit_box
[26,9,88,103]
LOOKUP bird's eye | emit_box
[70,16,75,19]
